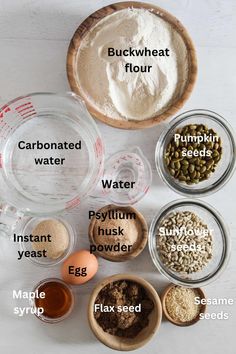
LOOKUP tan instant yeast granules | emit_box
[32,219,69,259]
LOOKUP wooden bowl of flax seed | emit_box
[67,2,197,129]
[88,274,162,351]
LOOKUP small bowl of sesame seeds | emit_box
[161,283,206,326]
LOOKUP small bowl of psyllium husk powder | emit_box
[156,109,236,197]
[88,204,148,262]
[162,284,206,326]
[88,274,162,351]
[67,2,197,129]
[148,199,230,288]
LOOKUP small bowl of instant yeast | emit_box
[19,217,75,266]
[88,274,162,350]
[67,2,197,129]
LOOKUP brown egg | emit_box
[61,250,98,285]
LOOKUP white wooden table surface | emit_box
[0,1,235,353]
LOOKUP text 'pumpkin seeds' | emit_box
[164,124,222,184]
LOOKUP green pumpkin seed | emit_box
[175,161,181,170]
[196,158,201,166]
[165,157,170,166]
[189,164,195,173]
[182,160,189,166]
[175,140,180,147]
[212,150,219,157]
[175,151,179,158]
[193,179,199,184]
[190,171,197,179]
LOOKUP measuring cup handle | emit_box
[0,204,22,238]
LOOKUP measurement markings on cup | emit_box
[0,105,11,119]
[15,100,37,119]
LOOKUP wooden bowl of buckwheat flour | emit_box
[88,274,162,351]
[88,204,148,262]
[162,284,207,326]
[67,2,197,129]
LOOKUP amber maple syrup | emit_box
[34,279,74,322]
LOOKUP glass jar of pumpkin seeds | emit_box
[156,110,236,197]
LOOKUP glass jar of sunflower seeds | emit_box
[148,199,230,287]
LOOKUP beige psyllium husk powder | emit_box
[76,8,188,121]
[93,217,141,256]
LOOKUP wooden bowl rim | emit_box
[161,283,207,327]
[67,1,197,130]
[88,204,148,262]
[88,273,162,351]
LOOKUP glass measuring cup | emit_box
[102,146,152,205]
[0,92,104,232]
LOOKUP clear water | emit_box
[2,114,92,209]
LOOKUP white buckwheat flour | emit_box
[76,8,188,120]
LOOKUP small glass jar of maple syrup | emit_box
[31,278,74,323]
